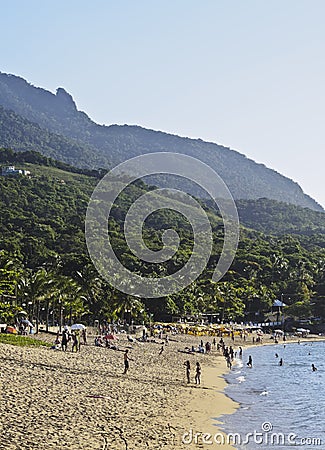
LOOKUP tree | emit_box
[17,268,55,332]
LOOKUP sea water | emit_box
[218,341,325,449]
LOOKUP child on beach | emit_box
[123,349,133,374]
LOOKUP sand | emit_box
[0,331,239,450]
[1,331,322,450]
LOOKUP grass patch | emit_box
[0,333,51,348]
[22,163,91,182]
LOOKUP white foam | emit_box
[235,358,244,368]
[236,376,246,383]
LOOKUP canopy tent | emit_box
[273,300,287,308]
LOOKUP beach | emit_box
[1,332,323,450]
[0,331,239,450]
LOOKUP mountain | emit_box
[0,71,323,211]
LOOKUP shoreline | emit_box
[205,335,325,450]
[183,355,238,449]
[0,333,324,449]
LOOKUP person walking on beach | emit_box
[247,355,253,368]
[312,364,317,372]
[184,360,191,383]
[123,349,132,374]
[239,347,243,358]
[279,358,283,366]
[159,343,164,355]
[195,362,201,385]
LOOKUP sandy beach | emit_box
[0,331,239,450]
[1,331,323,450]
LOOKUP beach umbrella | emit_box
[17,310,28,315]
[71,323,86,330]
[274,329,284,334]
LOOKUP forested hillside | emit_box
[0,152,324,326]
[208,198,325,236]
[0,105,108,168]
[0,71,322,211]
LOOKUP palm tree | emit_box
[17,268,55,333]
[53,275,87,328]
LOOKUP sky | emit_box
[1,0,324,208]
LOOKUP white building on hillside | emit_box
[1,166,31,176]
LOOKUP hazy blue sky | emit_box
[1,0,324,207]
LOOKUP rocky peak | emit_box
[56,87,76,110]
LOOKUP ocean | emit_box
[218,340,325,449]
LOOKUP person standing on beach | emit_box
[71,332,78,352]
[61,329,69,352]
[195,362,201,385]
[247,355,253,368]
[123,349,132,374]
[76,331,81,351]
[184,361,191,383]
[312,364,317,372]
[82,328,87,345]
[279,358,283,366]
[239,346,243,358]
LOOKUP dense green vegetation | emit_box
[0,150,324,329]
[0,105,108,168]
[206,198,325,237]
[0,71,322,211]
